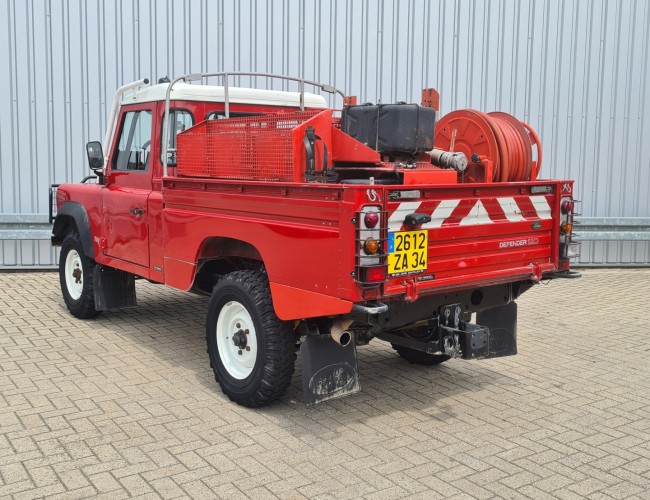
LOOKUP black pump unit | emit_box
[341,103,436,156]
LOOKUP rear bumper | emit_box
[543,270,582,279]
[383,263,558,302]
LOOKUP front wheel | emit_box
[206,270,296,407]
[59,232,100,319]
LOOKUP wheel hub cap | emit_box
[216,301,258,379]
[232,328,249,350]
[64,249,84,300]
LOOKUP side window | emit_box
[113,110,152,171]
[161,109,194,150]
[161,110,194,165]
[206,111,262,120]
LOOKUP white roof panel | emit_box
[126,82,328,108]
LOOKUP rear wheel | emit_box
[391,344,450,365]
[59,232,100,319]
[206,270,296,407]
[390,322,450,365]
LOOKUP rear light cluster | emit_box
[355,206,388,286]
[559,196,580,259]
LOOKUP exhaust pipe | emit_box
[330,319,354,347]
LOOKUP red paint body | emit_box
[56,98,575,321]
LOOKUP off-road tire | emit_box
[392,344,450,365]
[206,270,296,407]
[59,232,101,319]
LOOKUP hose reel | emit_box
[433,109,543,183]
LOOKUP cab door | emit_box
[103,106,153,268]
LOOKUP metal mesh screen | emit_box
[176,111,320,181]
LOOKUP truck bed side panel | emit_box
[161,180,357,319]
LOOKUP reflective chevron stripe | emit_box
[423,199,461,229]
[497,197,526,221]
[529,195,553,219]
[387,195,553,231]
[460,200,494,226]
[386,201,421,231]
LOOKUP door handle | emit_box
[130,208,144,216]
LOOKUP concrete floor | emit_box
[0,269,649,499]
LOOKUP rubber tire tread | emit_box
[59,232,101,319]
[391,344,450,366]
[206,270,296,407]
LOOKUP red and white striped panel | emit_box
[387,195,553,232]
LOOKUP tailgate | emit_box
[383,184,560,296]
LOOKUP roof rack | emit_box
[162,72,346,176]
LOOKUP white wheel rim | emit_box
[64,249,84,301]
[216,300,258,380]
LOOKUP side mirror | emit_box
[86,141,104,172]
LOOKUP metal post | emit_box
[163,76,188,177]
[299,80,304,111]
[103,78,149,167]
[224,73,230,118]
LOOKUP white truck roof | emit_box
[126,82,328,108]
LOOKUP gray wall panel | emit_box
[1,0,649,267]
[578,240,650,267]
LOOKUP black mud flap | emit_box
[476,301,517,358]
[300,333,360,406]
[93,265,137,311]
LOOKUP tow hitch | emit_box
[436,303,491,359]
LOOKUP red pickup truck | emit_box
[51,73,580,407]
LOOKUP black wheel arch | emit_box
[52,201,94,259]
[191,237,265,294]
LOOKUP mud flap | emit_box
[93,265,137,311]
[476,301,517,358]
[300,333,360,406]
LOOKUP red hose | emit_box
[473,110,509,182]
[486,113,537,182]
[520,120,543,180]
[490,116,524,181]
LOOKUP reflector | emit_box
[362,266,386,282]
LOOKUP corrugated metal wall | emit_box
[1,0,649,267]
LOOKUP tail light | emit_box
[560,221,572,235]
[355,206,388,287]
[561,200,574,214]
[559,195,580,260]
[363,237,380,255]
[364,212,380,228]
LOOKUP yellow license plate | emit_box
[387,230,428,276]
